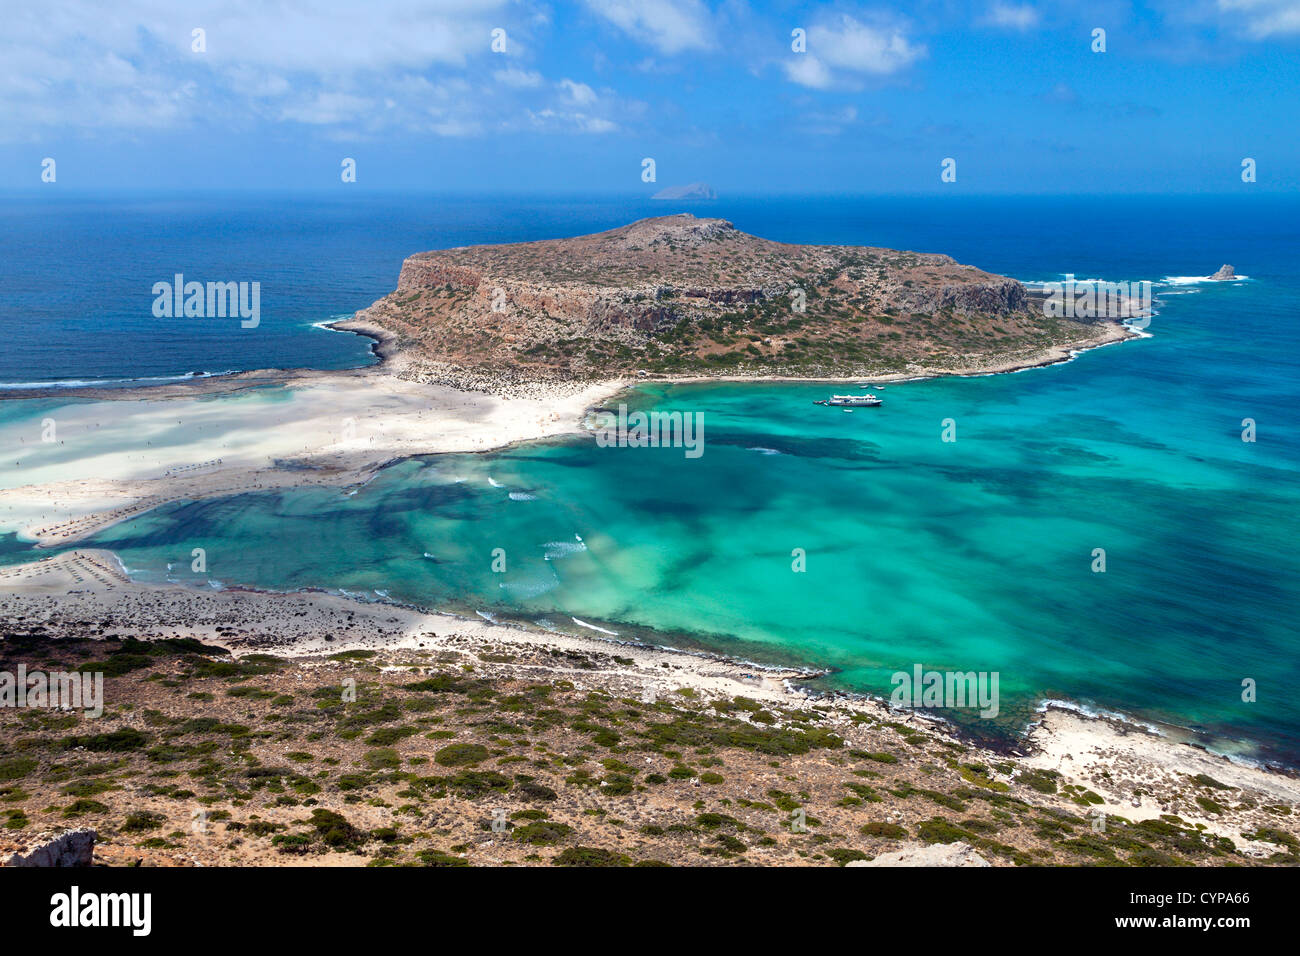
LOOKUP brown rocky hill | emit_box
[351,214,1121,383]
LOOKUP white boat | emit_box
[815,393,882,408]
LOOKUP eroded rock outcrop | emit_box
[846,841,991,867]
[4,828,96,867]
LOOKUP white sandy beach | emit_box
[0,306,1138,550]
[0,369,625,547]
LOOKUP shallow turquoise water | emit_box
[71,274,1300,762]
[3,196,1297,763]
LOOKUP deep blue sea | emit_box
[1,193,1297,765]
[3,192,1291,385]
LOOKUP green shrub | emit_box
[60,728,149,752]
[516,781,558,802]
[366,726,418,746]
[63,798,109,817]
[121,811,166,833]
[434,743,489,767]
[0,758,37,782]
[916,818,970,844]
[417,849,470,867]
[1018,768,1059,794]
[364,749,401,770]
[307,808,362,849]
[513,821,573,846]
[860,751,897,763]
[826,848,869,866]
[860,821,907,839]
[552,846,630,867]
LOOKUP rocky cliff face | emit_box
[4,828,96,866]
[356,214,1106,381]
[895,277,1029,315]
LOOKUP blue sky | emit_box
[2,0,1297,193]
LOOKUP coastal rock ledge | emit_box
[3,828,96,867]
[846,841,991,867]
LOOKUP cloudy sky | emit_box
[2,0,1297,192]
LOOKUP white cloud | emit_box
[494,68,544,88]
[527,108,618,134]
[798,104,861,135]
[1217,0,1300,37]
[580,116,619,132]
[429,117,486,137]
[528,79,633,133]
[783,56,834,89]
[981,3,1041,31]
[224,66,292,99]
[0,0,524,140]
[279,92,376,126]
[582,0,715,54]
[783,14,925,89]
[559,78,599,105]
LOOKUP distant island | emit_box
[347,214,1134,388]
[651,182,717,200]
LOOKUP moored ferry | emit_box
[814,393,882,407]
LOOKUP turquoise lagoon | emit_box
[68,287,1300,764]
[1,195,1297,764]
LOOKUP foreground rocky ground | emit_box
[3,629,1297,867]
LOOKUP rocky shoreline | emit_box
[2,549,1297,867]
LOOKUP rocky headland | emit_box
[350,214,1133,390]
